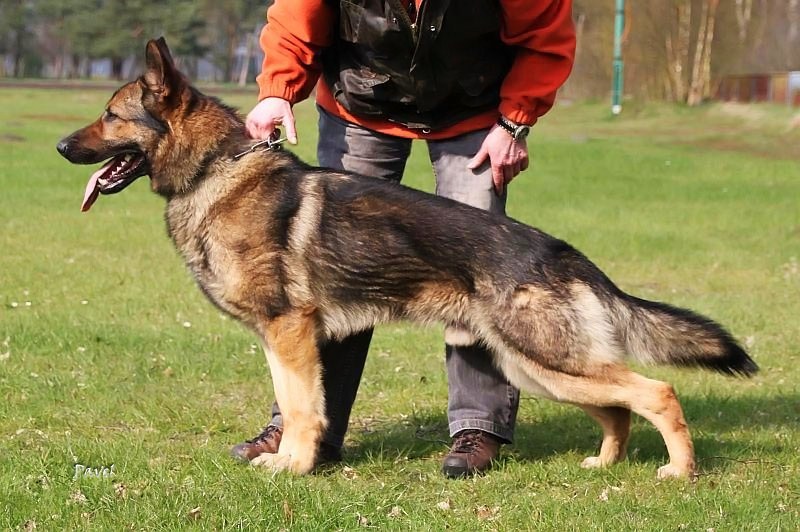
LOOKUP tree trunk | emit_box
[686,1,709,106]
[789,0,799,68]
[111,57,124,80]
[53,54,64,78]
[224,20,238,83]
[81,57,91,79]
[687,0,719,106]
[735,0,753,43]
[573,12,586,63]
[666,1,691,102]
[238,28,257,87]
[70,54,80,79]
[700,0,719,100]
[12,28,24,77]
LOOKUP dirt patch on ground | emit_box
[20,113,89,122]
[592,125,800,160]
[675,136,800,161]
[0,133,25,142]
[715,102,768,122]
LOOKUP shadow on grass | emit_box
[345,393,799,474]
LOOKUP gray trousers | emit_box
[270,107,520,448]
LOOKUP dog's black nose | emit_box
[56,139,70,156]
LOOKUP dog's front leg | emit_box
[251,310,326,474]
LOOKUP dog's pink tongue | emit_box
[81,163,110,212]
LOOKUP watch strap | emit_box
[496,115,530,141]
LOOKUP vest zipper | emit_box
[389,0,419,42]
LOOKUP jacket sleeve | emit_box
[498,0,576,125]
[256,0,336,103]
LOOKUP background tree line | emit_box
[0,0,269,82]
[1,0,799,104]
[567,0,800,104]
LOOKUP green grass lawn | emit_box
[1,85,798,530]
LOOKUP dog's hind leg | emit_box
[502,355,696,479]
[554,368,695,479]
[622,375,696,480]
[251,310,327,475]
[578,405,631,469]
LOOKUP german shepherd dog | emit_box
[57,39,757,479]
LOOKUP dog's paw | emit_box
[656,463,696,480]
[251,451,317,474]
[251,452,292,471]
[580,456,604,469]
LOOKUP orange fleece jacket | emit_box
[256,0,575,140]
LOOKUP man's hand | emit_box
[467,124,529,195]
[245,97,298,144]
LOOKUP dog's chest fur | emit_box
[164,167,261,323]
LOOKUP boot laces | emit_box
[246,424,282,444]
[452,430,484,453]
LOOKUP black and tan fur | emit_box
[57,39,757,479]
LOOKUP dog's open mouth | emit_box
[81,152,149,212]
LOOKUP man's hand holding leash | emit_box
[246,96,298,144]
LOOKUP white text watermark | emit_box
[73,463,116,480]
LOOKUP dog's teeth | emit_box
[124,154,132,162]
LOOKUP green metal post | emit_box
[612,0,625,115]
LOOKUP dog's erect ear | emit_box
[143,37,182,100]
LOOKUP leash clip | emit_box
[234,129,287,160]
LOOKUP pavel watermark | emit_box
[73,463,116,480]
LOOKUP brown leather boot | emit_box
[441,430,501,478]
[230,424,343,464]
[230,424,283,463]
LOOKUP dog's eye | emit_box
[103,110,119,121]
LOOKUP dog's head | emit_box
[57,38,209,210]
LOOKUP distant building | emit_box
[717,72,800,106]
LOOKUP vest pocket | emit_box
[334,66,396,115]
[340,67,391,93]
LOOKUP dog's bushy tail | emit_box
[613,294,758,377]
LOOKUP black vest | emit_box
[321,0,513,130]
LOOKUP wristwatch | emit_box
[496,115,530,141]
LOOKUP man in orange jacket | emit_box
[233,0,575,478]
